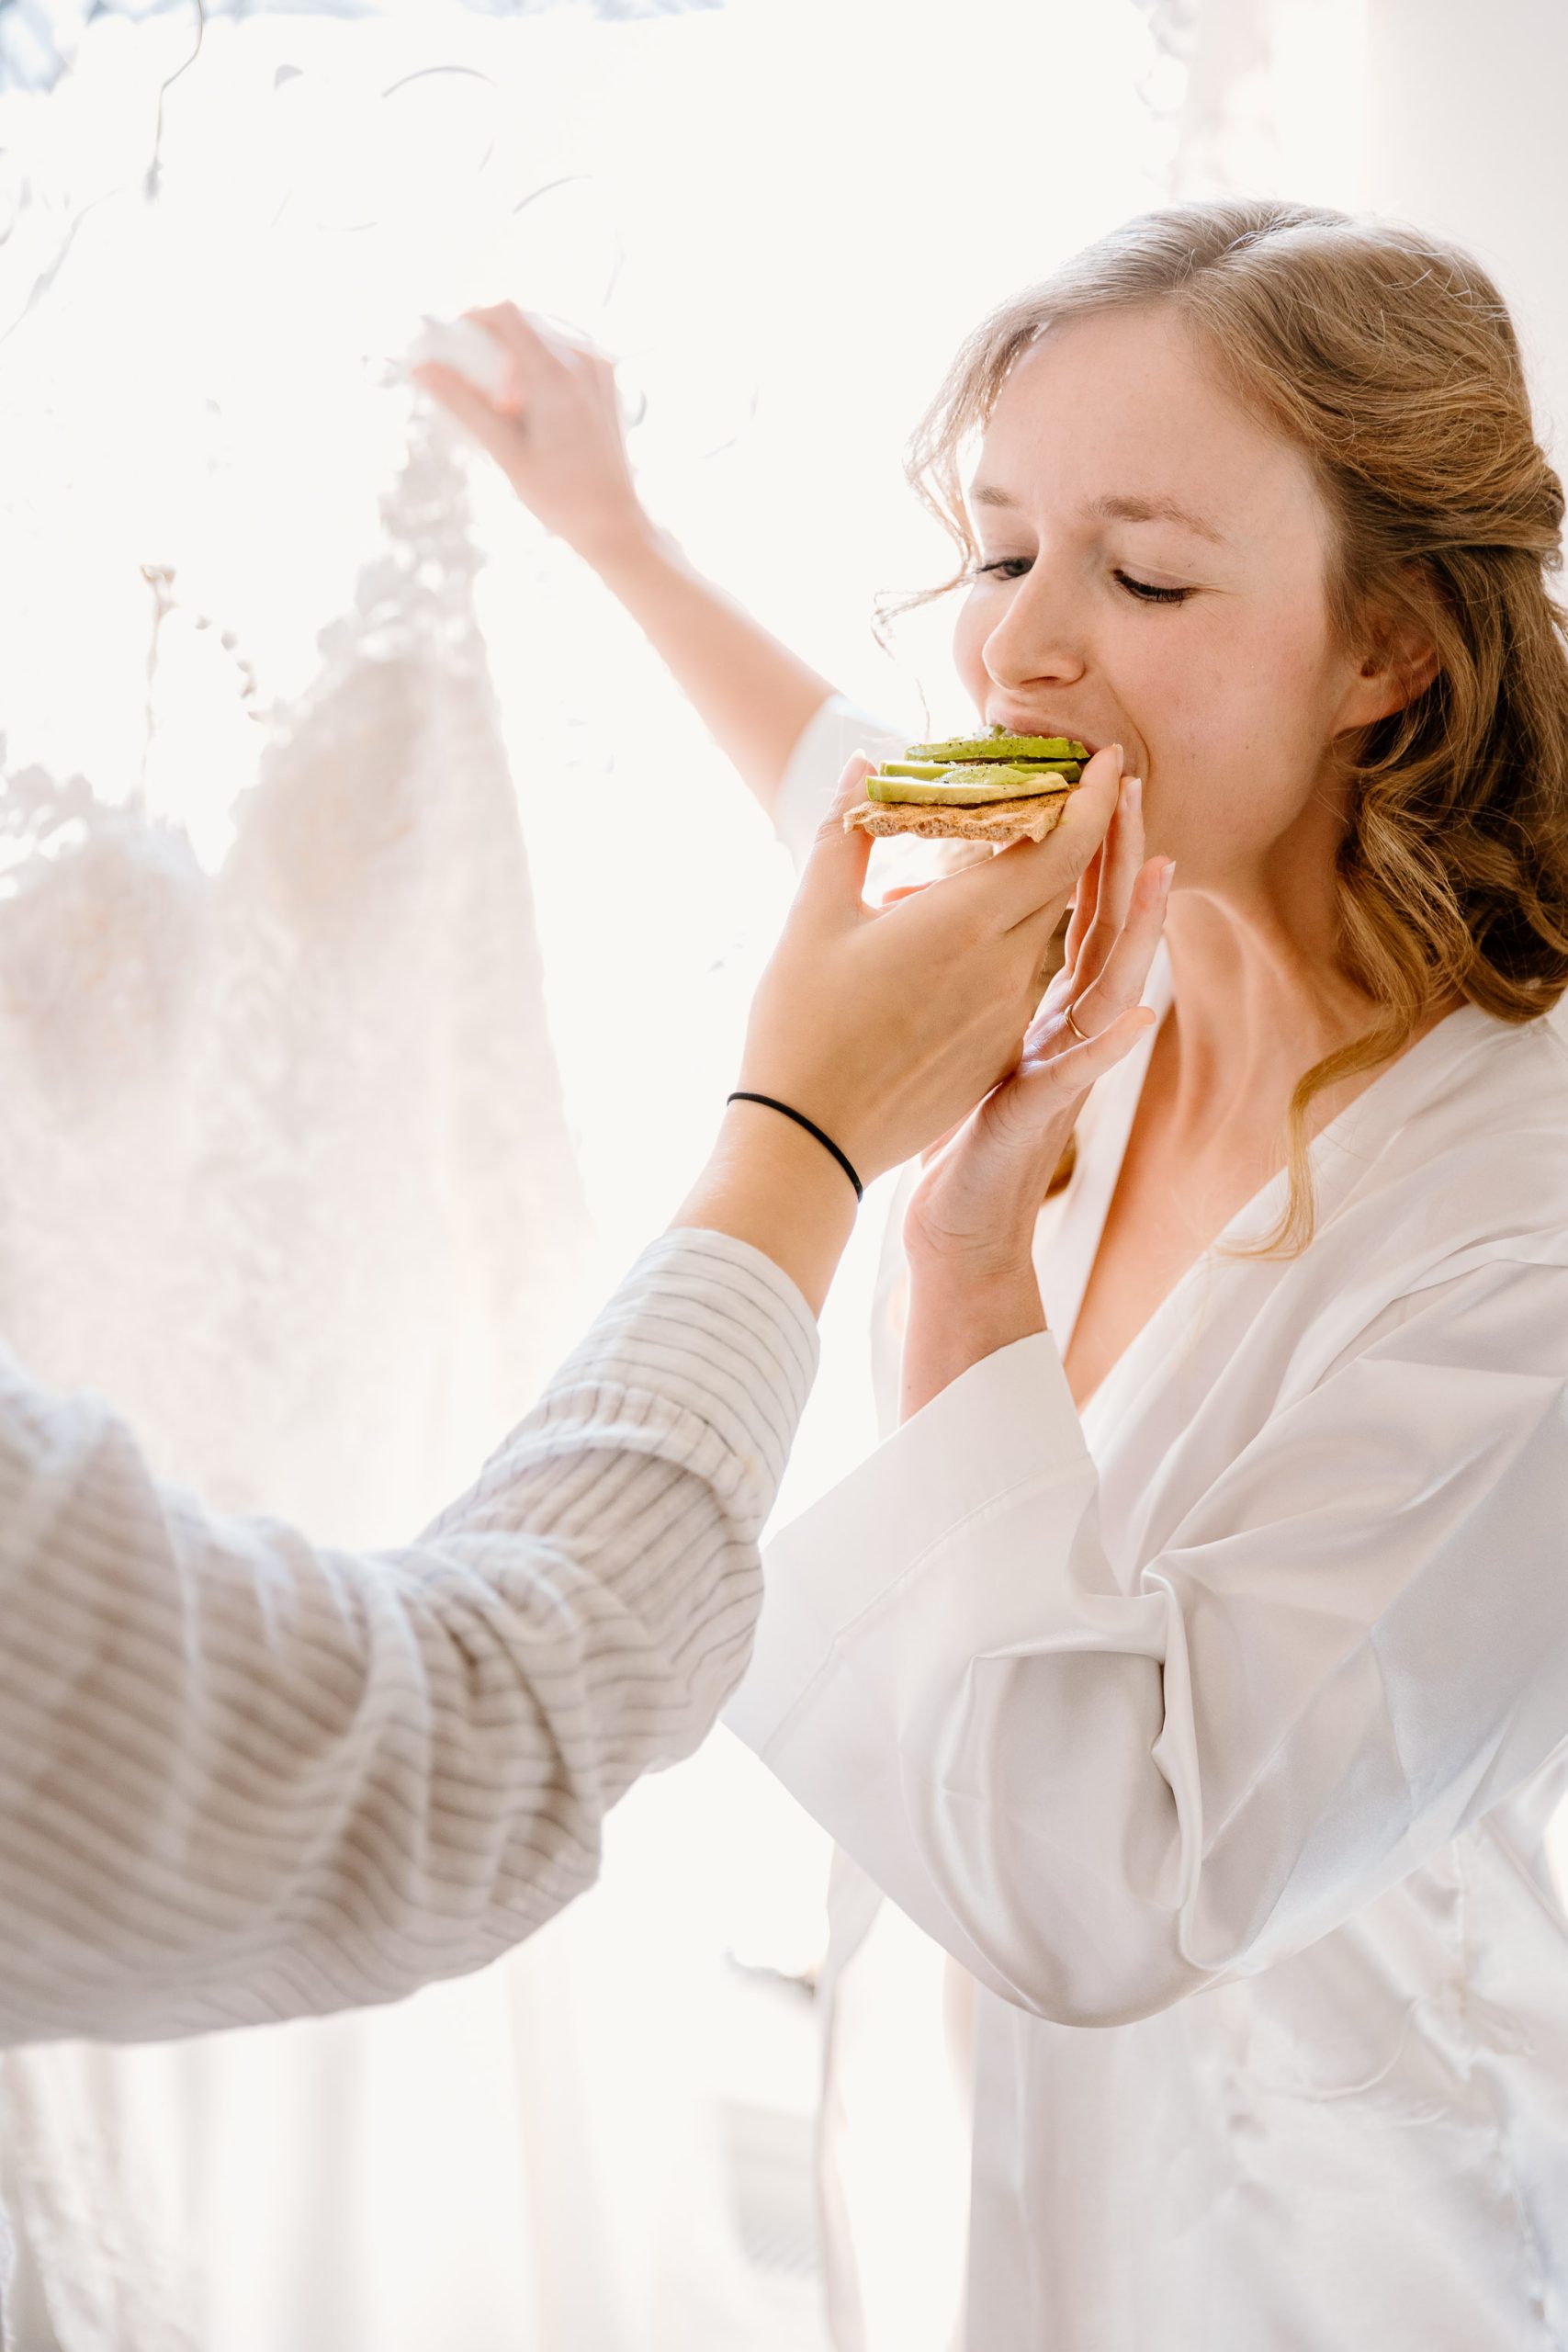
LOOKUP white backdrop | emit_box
[0,2,1564,2346]
[1366,0,1568,472]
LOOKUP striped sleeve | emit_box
[0,1228,818,2045]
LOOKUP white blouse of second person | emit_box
[757,698,1568,2352]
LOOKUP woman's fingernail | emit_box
[1161,859,1177,897]
[1123,775,1143,811]
[1109,742,1124,772]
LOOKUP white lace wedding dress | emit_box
[0,413,597,2348]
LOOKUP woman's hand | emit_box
[673,749,1128,1312]
[744,748,1136,1189]
[418,300,837,815]
[414,303,648,563]
[906,772,1171,1272]
[899,770,1172,1410]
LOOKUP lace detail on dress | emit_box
[0,401,590,2342]
[0,406,586,1528]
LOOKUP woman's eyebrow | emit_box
[1090,492,1229,545]
[969,481,1228,547]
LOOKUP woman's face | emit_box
[952,304,1382,889]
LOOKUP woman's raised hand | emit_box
[414,303,647,562]
[418,300,838,816]
[903,760,1173,1282]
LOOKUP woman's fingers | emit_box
[946,742,1123,936]
[1103,775,1145,929]
[412,361,524,459]
[421,299,644,551]
[950,751,1127,1016]
[464,302,565,415]
[1060,845,1102,975]
[1072,773,1144,990]
[972,995,1155,1177]
[1065,854,1174,1038]
[795,755,877,916]
[1018,1001,1157,1111]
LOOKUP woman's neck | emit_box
[1156,881,1453,1155]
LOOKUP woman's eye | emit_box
[1113,569,1191,605]
[970,558,1193,604]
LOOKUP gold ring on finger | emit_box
[1065,1001,1092,1044]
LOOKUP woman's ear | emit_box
[1338,579,1441,729]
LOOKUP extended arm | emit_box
[0,737,1114,2045]
[417,305,836,818]
[0,1230,814,2044]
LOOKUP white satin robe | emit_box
[744,704,1568,2349]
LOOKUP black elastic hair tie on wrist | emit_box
[726,1091,864,1203]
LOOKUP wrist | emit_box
[728,1091,863,1204]
[671,1099,859,1318]
[904,1216,1041,1289]
[571,505,668,576]
[900,1261,1045,1420]
[908,1255,1044,1335]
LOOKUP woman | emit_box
[444,204,1568,2345]
[733,205,1568,2346]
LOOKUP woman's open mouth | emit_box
[987,717,1102,758]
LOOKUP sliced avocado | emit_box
[866,765,1077,808]
[882,755,1081,782]
[904,733,1089,763]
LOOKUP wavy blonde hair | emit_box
[908,200,1568,1251]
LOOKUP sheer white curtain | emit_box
[0,9,1177,2345]
[0,17,767,2347]
[1135,0,1568,479]
[1364,0,1568,476]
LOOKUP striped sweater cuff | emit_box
[546,1229,818,1492]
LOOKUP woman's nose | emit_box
[982,566,1088,693]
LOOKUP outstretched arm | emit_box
[417,304,835,819]
[0,1227,817,2046]
[0,756,1114,2045]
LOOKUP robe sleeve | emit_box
[772,695,908,874]
[727,1253,1568,2026]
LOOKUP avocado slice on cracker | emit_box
[867,763,1078,806]
[903,730,1089,763]
[855,728,1089,842]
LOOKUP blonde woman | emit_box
[442,204,1568,2346]
[730,206,1568,2346]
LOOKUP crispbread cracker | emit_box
[846,791,1070,846]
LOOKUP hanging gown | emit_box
[0,413,617,2350]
